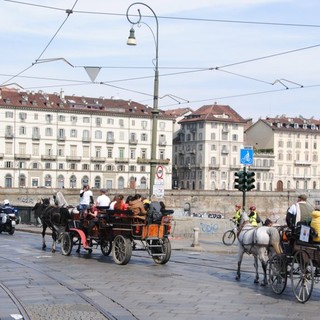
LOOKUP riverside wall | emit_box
[1,188,317,238]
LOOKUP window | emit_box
[82,164,89,170]
[70,129,77,137]
[107,148,113,158]
[95,130,102,139]
[119,148,125,159]
[58,146,64,157]
[159,150,165,160]
[96,117,102,126]
[107,131,114,142]
[130,149,136,159]
[70,116,77,123]
[45,114,53,123]
[58,115,66,122]
[232,134,238,141]
[141,133,148,141]
[45,128,53,136]
[94,164,102,171]
[5,161,13,168]
[129,165,136,172]
[141,149,147,159]
[222,132,228,140]
[141,120,147,129]
[140,166,146,172]
[107,118,114,125]
[83,117,90,123]
[5,111,13,118]
[159,121,165,130]
[32,162,39,169]
[19,112,27,121]
[119,119,124,127]
[58,128,65,139]
[32,144,39,156]
[19,126,27,135]
[45,163,52,169]
[70,163,77,170]
[58,163,64,170]
[211,133,216,140]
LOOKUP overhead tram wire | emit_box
[1,0,79,86]
[4,0,320,29]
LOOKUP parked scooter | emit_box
[0,199,18,235]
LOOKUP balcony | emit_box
[209,164,219,170]
[82,137,91,143]
[66,156,81,162]
[0,153,4,159]
[294,160,311,167]
[91,157,106,163]
[129,139,138,145]
[221,148,229,154]
[41,155,57,161]
[159,141,167,146]
[5,133,14,139]
[115,158,129,163]
[32,134,41,140]
[14,154,31,160]
[57,135,66,141]
[106,138,115,144]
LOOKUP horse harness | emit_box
[238,222,266,255]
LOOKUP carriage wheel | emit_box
[291,249,314,303]
[8,227,15,235]
[101,240,112,256]
[222,230,236,246]
[268,254,287,295]
[150,238,172,265]
[112,235,132,265]
[61,232,73,256]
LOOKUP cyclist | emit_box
[233,204,242,227]
[248,205,261,227]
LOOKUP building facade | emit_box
[172,104,248,190]
[0,87,173,191]
[245,116,320,191]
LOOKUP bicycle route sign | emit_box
[240,148,253,166]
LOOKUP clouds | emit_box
[1,0,320,121]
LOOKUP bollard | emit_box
[191,227,201,248]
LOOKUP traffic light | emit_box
[246,171,256,191]
[234,171,247,191]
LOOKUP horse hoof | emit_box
[52,249,56,253]
[42,246,46,250]
[260,282,267,287]
[76,249,80,253]
[235,276,240,281]
[254,279,259,284]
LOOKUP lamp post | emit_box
[126,2,159,200]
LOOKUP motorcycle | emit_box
[0,211,17,235]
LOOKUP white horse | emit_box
[236,211,282,286]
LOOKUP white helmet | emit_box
[3,199,10,205]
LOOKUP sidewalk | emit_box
[15,223,238,254]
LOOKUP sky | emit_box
[1,0,320,121]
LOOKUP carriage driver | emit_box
[286,194,314,228]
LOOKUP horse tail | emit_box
[267,227,282,254]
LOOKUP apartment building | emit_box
[245,116,320,191]
[172,104,248,190]
[0,87,173,191]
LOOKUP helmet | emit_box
[3,199,10,205]
[250,206,256,211]
[235,204,241,209]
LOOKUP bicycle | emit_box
[222,219,238,246]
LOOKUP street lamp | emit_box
[126,2,159,199]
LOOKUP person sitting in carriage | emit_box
[128,194,147,221]
[286,194,314,228]
[248,205,261,227]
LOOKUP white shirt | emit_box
[80,189,93,205]
[96,194,111,207]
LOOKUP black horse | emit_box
[35,192,74,252]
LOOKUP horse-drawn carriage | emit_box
[268,224,320,303]
[60,207,174,265]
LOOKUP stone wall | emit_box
[1,188,316,224]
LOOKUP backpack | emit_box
[148,202,162,224]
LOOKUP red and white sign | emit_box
[156,165,164,179]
